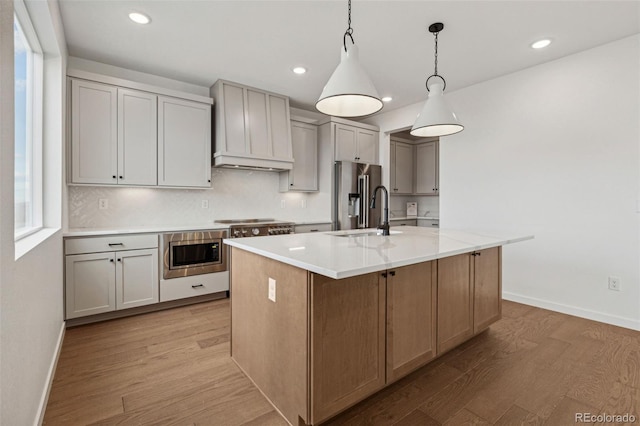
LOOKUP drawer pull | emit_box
[108,243,124,246]
[192,284,205,289]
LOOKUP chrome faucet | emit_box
[370,185,390,236]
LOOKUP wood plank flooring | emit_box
[44,299,639,425]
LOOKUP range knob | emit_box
[252,228,260,236]
[233,230,241,237]
[241,229,248,235]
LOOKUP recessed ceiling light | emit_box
[129,12,151,24]
[292,67,307,75]
[531,39,552,49]
[382,97,393,103]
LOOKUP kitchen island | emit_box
[224,226,532,425]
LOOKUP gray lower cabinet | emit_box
[391,219,418,226]
[64,234,159,319]
[418,219,439,228]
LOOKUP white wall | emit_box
[368,35,640,330]
[0,1,67,424]
[66,61,333,230]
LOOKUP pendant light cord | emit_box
[433,31,439,76]
[343,0,354,52]
[426,24,446,92]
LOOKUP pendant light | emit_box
[316,0,383,117]
[411,23,463,137]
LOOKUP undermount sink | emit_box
[330,230,402,238]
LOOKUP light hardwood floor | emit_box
[44,299,639,425]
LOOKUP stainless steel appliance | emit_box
[161,230,228,279]
[333,161,382,230]
[216,219,295,238]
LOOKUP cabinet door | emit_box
[115,248,159,310]
[334,124,358,161]
[288,121,318,191]
[415,142,438,195]
[71,79,118,184]
[437,253,473,354]
[158,96,211,187]
[269,95,292,160]
[311,272,386,424]
[117,88,157,186]
[65,252,116,319]
[356,128,378,164]
[246,89,270,157]
[386,262,437,382]
[473,247,502,333]
[394,142,413,194]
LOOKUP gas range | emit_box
[215,218,295,238]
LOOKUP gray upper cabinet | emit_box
[334,123,378,164]
[280,121,318,192]
[157,96,211,188]
[71,79,118,185]
[390,139,414,194]
[69,75,213,188]
[415,141,438,195]
[212,80,294,170]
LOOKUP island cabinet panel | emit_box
[310,272,386,424]
[386,262,437,383]
[230,248,309,426]
[437,253,474,354]
[473,247,502,333]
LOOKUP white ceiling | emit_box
[58,1,639,114]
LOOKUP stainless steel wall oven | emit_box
[161,230,228,279]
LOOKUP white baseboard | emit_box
[35,322,65,426]
[503,291,640,331]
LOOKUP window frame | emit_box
[13,0,44,241]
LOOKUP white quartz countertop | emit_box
[224,226,533,279]
[63,223,230,237]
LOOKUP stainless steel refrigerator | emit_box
[333,161,382,231]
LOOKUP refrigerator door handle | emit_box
[359,174,369,228]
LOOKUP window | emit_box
[14,4,43,240]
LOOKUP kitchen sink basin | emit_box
[329,230,402,237]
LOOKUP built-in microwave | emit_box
[161,230,228,279]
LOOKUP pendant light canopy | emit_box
[316,0,383,117]
[411,23,463,137]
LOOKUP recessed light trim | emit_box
[129,12,151,24]
[531,39,551,49]
[293,67,307,75]
[382,96,392,103]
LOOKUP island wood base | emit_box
[230,246,501,425]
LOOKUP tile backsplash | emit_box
[68,168,331,229]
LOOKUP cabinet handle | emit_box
[310,229,319,232]
[112,175,116,179]
[109,259,114,263]
[117,258,121,262]
[108,243,124,246]
[381,272,387,278]
[208,179,211,183]
[192,284,204,289]
[119,176,123,179]
[389,271,396,276]
[290,183,293,186]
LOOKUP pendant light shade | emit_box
[316,0,382,117]
[411,82,463,137]
[316,44,383,117]
[411,22,463,137]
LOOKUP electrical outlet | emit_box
[201,200,209,209]
[608,276,621,291]
[301,199,307,208]
[268,278,276,302]
[98,199,108,210]
[280,200,286,209]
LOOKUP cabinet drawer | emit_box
[294,223,332,233]
[160,272,229,302]
[417,219,439,228]
[65,234,159,255]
